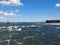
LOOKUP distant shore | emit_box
[46,20,60,23]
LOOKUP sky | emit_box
[0,0,60,22]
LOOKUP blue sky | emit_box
[0,0,60,22]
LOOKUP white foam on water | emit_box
[17,42,22,45]
[45,23,60,25]
[30,25,36,27]
[42,33,46,35]
[24,36,35,39]
[22,26,25,28]
[56,27,60,29]
[18,28,22,31]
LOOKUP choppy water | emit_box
[0,22,60,45]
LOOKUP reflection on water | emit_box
[0,23,60,45]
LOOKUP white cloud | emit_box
[0,10,23,22]
[0,17,5,19]
[3,12,14,16]
[0,17,6,22]
[0,11,14,16]
[0,10,22,16]
[0,0,23,6]
[55,3,60,7]
[0,10,3,14]
[15,10,20,12]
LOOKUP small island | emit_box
[46,20,60,23]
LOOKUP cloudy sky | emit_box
[0,0,60,22]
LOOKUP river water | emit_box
[0,22,60,45]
